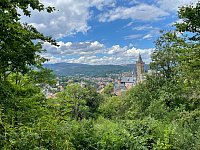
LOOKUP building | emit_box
[114,54,146,95]
[136,53,145,83]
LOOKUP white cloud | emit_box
[107,45,128,54]
[43,41,105,56]
[89,0,116,10]
[156,0,198,12]
[132,25,159,31]
[42,41,154,65]
[127,0,140,5]
[20,0,116,39]
[68,56,119,64]
[99,3,169,22]
[124,34,143,40]
[97,0,198,23]
[123,22,134,28]
[19,0,198,39]
[168,19,184,27]
[143,34,153,40]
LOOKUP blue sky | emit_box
[21,0,198,65]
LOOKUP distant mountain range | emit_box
[44,63,150,77]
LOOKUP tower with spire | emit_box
[114,53,146,95]
[136,53,145,83]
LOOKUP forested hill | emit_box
[44,63,150,76]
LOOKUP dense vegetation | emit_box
[0,0,199,149]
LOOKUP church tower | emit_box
[136,53,144,82]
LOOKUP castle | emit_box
[114,54,146,95]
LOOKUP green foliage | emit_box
[56,84,88,120]
[101,83,114,96]
[124,83,153,119]
[118,2,200,149]
[94,118,130,150]
[84,86,103,118]
[28,68,56,86]
[0,1,200,149]
[0,0,57,80]
[151,31,185,79]
[67,120,97,150]
[99,96,125,119]
[67,118,132,150]
[1,117,74,149]
[176,1,200,41]
[175,1,200,103]
[56,84,102,120]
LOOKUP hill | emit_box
[43,63,150,77]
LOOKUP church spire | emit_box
[138,53,143,63]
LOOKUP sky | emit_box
[21,0,198,65]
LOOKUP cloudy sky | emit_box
[22,0,198,65]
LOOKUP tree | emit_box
[175,2,200,101]
[28,68,56,86]
[149,1,200,109]
[99,96,124,119]
[0,1,60,148]
[56,84,102,120]
[101,83,114,96]
[176,1,200,41]
[84,86,103,118]
[151,31,185,80]
[0,0,57,80]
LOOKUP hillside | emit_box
[43,63,150,76]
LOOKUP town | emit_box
[44,54,153,98]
